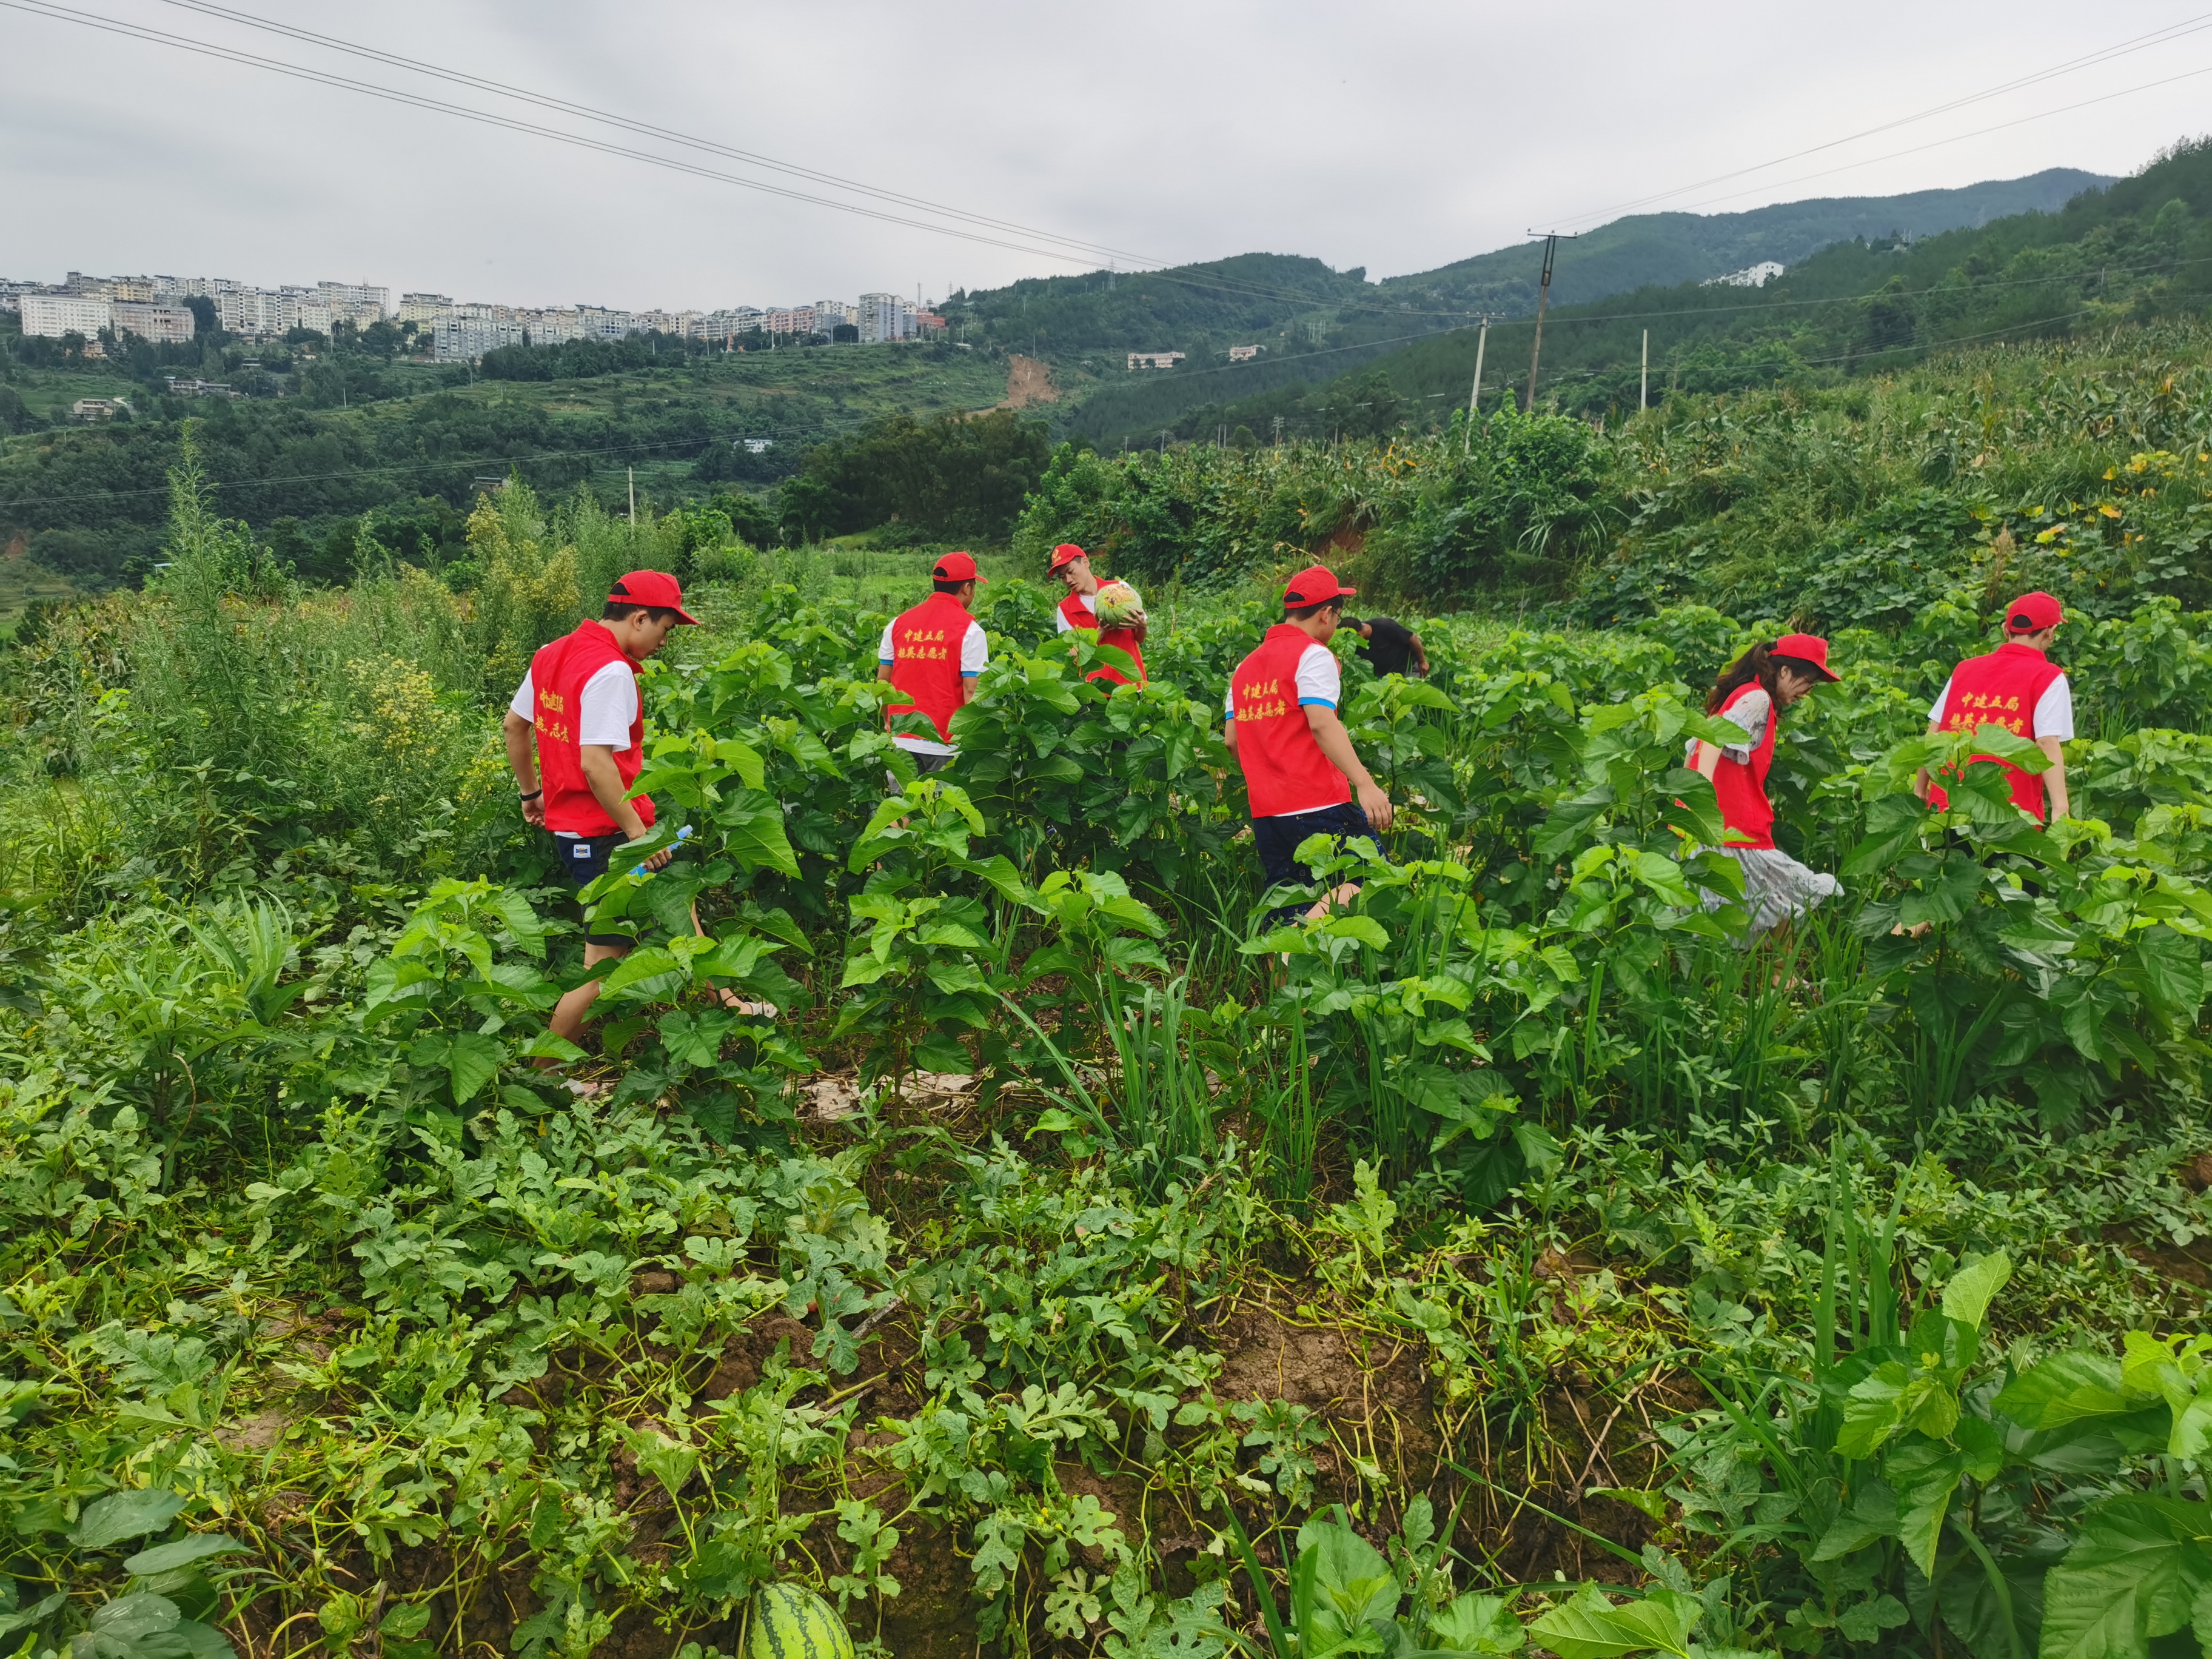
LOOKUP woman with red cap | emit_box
[1687,632,1844,940]
[1915,591,2072,822]
[1048,542,1145,686]
[1225,564,1395,925]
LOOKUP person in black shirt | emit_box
[1343,615,1429,677]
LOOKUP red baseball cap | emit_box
[1282,564,1356,607]
[1772,632,1840,681]
[608,569,700,624]
[2005,591,2063,632]
[1048,543,1087,572]
[933,550,987,583]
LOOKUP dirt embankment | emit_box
[998,355,1057,410]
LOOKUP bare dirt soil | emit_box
[999,355,1057,410]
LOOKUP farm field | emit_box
[4,325,2212,1659]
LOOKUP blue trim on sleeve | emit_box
[1298,696,1336,707]
[960,671,980,677]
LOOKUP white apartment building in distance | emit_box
[21,292,118,338]
[857,292,916,343]
[1128,351,1186,370]
[575,306,636,341]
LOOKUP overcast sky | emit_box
[2,0,2207,310]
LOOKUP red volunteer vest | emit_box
[531,620,654,836]
[1231,625,1352,819]
[1709,681,1780,852]
[1927,640,2066,819]
[1058,591,1145,687]
[885,591,974,743]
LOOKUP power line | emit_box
[147,0,1157,275]
[0,0,1476,329]
[0,0,1107,268]
[1660,59,2212,219]
[1553,13,2212,230]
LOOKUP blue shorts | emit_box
[555,832,638,947]
[1253,801,1387,926]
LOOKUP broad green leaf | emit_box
[443,1030,504,1105]
[122,1534,248,1575]
[1940,1250,2012,1330]
[1888,1441,1965,1579]
[1526,1585,1700,1659]
[1811,1481,1897,1561]
[2133,925,2204,1021]
[1586,1487,1667,1521]
[1324,916,1392,950]
[71,1489,187,1549]
[1994,1353,2132,1429]
[657,1009,736,1070]
[714,791,801,878]
[89,1594,183,1638]
[2040,1496,2212,1658]
[1426,1592,1524,1654]
[1290,1514,1400,1659]
[628,1429,699,1503]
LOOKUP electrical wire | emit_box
[0,0,1108,269]
[1657,61,2212,220]
[147,0,1159,274]
[13,0,2196,333]
[1552,12,2212,230]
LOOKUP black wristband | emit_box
[519,789,543,802]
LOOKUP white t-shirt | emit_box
[1687,686,1772,766]
[511,662,640,836]
[1053,590,1096,634]
[1225,642,1344,816]
[1929,673,2074,740]
[879,614,988,756]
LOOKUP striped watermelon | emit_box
[748,1583,854,1659]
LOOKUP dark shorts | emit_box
[1253,801,1389,926]
[555,832,640,947]
[885,748,951,790]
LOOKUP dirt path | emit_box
[997,353,1057,409]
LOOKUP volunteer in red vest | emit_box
[503,571,767,1091]
[1914,590,2073,822]
[1224,565,1395,926]
[1687,634,1844,940]
[1048,542,1145,686]
[877,551,989,777]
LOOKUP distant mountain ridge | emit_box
[1375,168,2114,314]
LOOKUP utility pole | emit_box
[1464,315,1492,454]
[1640,329,1649,411]
[628,467,635,530]
[1523,230,1578,412]
[1272,414,1284,454]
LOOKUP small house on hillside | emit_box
[1128,351,1185,370]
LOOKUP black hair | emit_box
[1341,615,1365,631]
[933,578,974,595]
[603,602,680,625]
[1285,598,1344,622]
[1706,640,1823,714]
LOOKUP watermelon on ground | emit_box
[748,1583,854,1659]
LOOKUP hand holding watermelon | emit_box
[1091,578,1147,629]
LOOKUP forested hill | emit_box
[940,169,2108,369]
[1374,168,2109,316]
[1094,140,2212,445]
